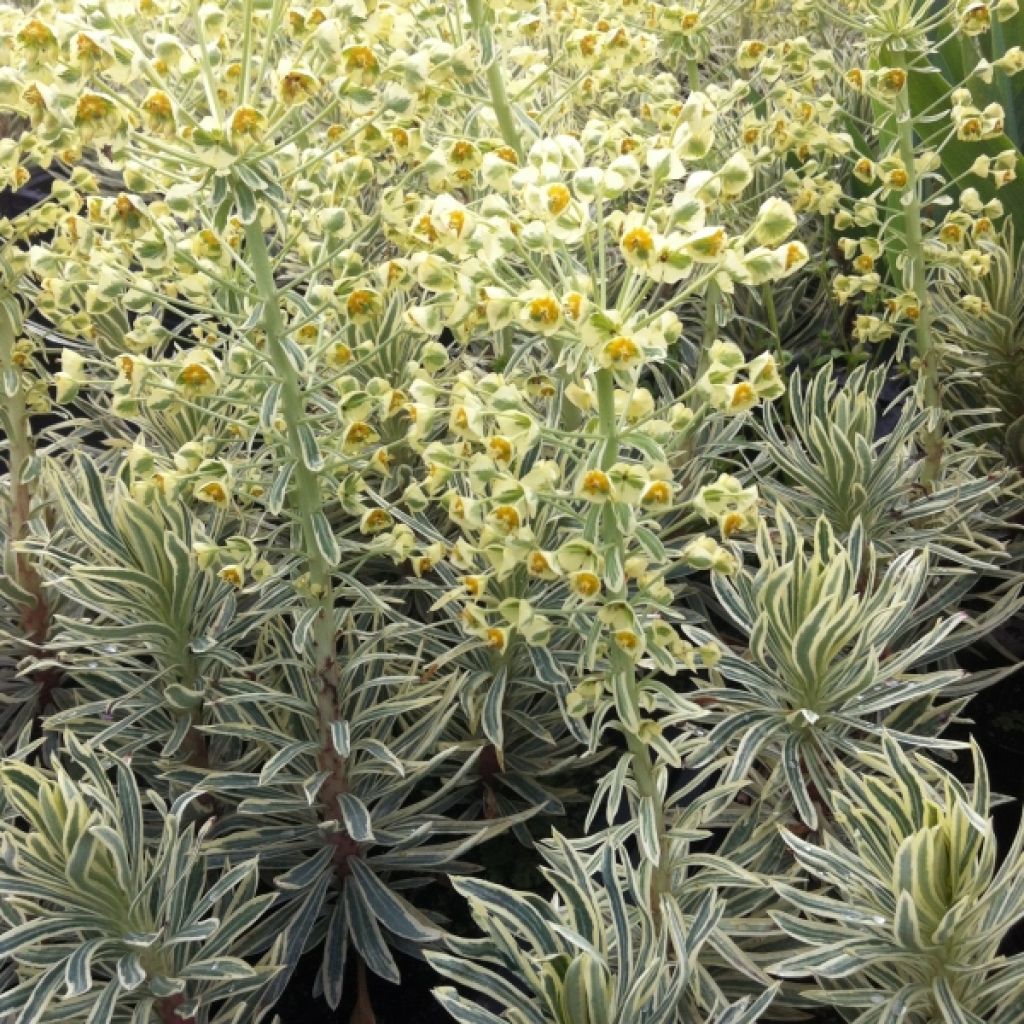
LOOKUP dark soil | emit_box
[273,948,454,1024]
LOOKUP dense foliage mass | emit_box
[1,0,1023,1021]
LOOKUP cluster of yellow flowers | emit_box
[0,0,835,709]
[6,0,1016,746]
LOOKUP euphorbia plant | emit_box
[0,0,1022,1022]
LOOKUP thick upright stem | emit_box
[0,298,60,715]
[893,57,943,485]
[762,284,782,362]
[239,204,348,820]
[687,58,700,93]
[157,993,195,1024]
[1,302,46,642]
[466,0,524,160]
[698,278,720,376]
[595,368,671,918]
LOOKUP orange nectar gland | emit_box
[605,336,641,367]
[180,363,214,389]
[528,551,554,575]
[220,566,244,587]
[887,168,909,189]
[729,382,756,409]
[784,243,805,271]
[880,69,906,93]
[347,289,377,317]
[415,214,439,243]
[450,140,476,163]
[448,492,467,520]
[572,571,601,598]
[563,292,584,321]
[447,209,467,236]
[693,227,727,259]
[528,296,560,327]
[363,509,392,532]
[75,94,113,123]
[580,469,612,499]
[463,575,485,596]
[198,481,227,504]
[24,85,45,112]
[492,504,521,531]
[231,106,263,137]
[327,342,352,366]
[114,195,141,223]
[529,375,557,399]
[614,630,641,652]
[608,27,629,48]
[622,226,654,260]
[281,72,317,104]
[721,511,746,537]
[485,627,507,650]
[546,184,572,216]
[494,145,519,165]
[963,4,990,31]
[345,46,379,73]
[142,91,173,120]
[18,19,56,47]
[488,437,513,463]
[345,422,375,444]
[641,480,672,507]
[960,118,983,140]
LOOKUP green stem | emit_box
[496,326,513,371]
[0,296,63,725]
[694,277,721,384]
[992,17,1020,149]
[893,56,943,485]
[687,58,700,92]
[761,283,785,367]
[0,299,48,649]
[595,368,671,920]
[238,198,348,823]
[466,0,524,160]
